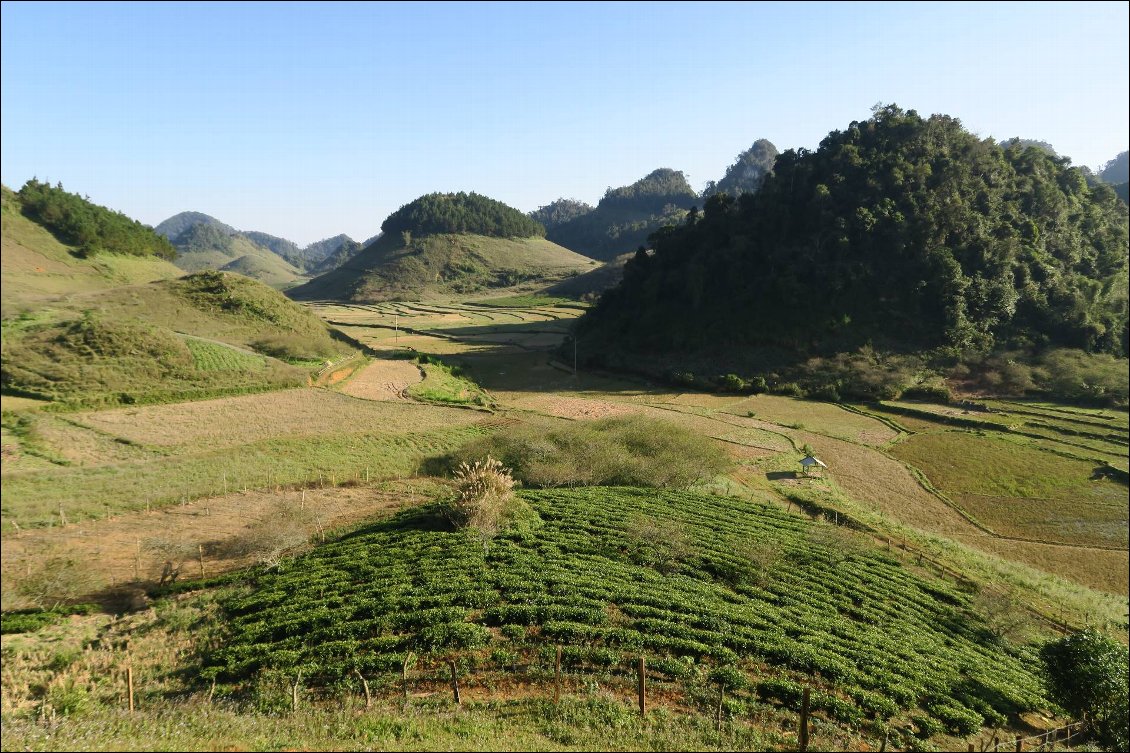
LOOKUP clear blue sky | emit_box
[2,1,1127,246]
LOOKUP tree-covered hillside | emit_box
[1100,151,1129,186]
[703,139,779,199]
[529,198,594,230]
[380,192,545,239]
[576,105,1129,361]
[16,180,176,260]
[547,169,698,261]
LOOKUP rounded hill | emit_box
[288,232,597,303]
[381,192,545,239]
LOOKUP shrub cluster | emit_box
[443,414,731,489]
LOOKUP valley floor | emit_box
[2,296,1126,751]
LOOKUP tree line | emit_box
[18,179,176,260]
[381,192,545,240]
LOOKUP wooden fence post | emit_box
[291,672,302,713]
[716,683,725,733]
[127,665,135,712]
[402,652,412,700]
[799,686,810,752]
[354,669,371,709]
[637,655,646,716]
[450,660,460,705]
[198,544,206,578]
[1014,735,1022,752]
[554,645,562,704]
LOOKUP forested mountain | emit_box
[380,192,546,239]
[703,139,779,199]
[16,179,176,260]
[304,234,356,264]
[1099,151,1129,185]
[154,211,236,241]
[529,198,594,230]
[307,236,364,275]
[546,169,698,261]
[576,105,1129,365]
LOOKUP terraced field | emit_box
[210,487,1048,745]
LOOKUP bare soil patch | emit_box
[341,359,424,401]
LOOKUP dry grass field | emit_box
[71,388,475,449]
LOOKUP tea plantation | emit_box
[209,487,1048,741]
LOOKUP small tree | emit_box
[1040,629,1129,751]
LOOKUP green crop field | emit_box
[208,487,1047,745]
[184,337,268,372]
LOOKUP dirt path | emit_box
[340,359,424,401]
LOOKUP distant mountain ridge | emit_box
[154,211,368,285]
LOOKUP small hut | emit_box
[799,454,827,477]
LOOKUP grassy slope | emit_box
[174,234,305,288]
[545,251,630,299]
[288,233,598,302]
[0,186,183,315]
[1,271,351,408]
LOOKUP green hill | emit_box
[1,185,183,315]
[15,179,176,260]
[208,486,1049,747]
[380,191,546,239]
[162,219,305,288]
[1,270,350,408]
[289,232,598,302]
[547,169,699,261]
[576,106,1129,370]
[156,212,369,282]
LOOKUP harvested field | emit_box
[340,358,424,401]
[889,432,1129,548]
[0,480,439,609]
[793,430,980,537]
[725,395,900,446]
[952,534,1130,596]
[72,388,479,449]
[510,395,636,420]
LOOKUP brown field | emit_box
[951,534,1130,596]
[340,358,424,401]
[0,480,440,610]
[71,388,480,449]
[725,395,900,446]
